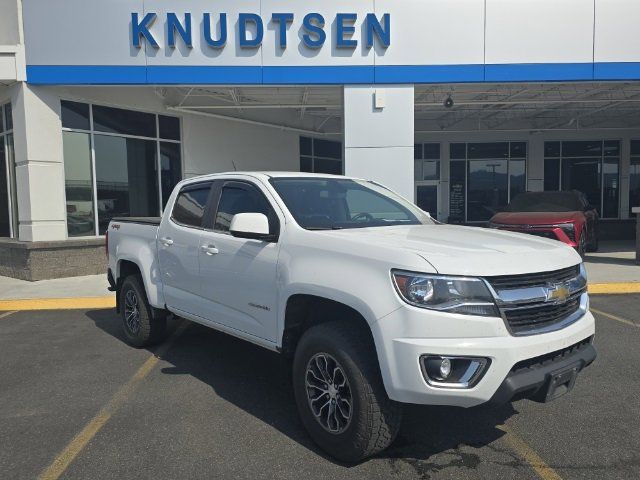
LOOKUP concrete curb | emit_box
[0,283,638,312]
[0,296,115,311]
[588,283,640,295]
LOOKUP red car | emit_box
[489,191,599,256]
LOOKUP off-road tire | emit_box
[293,321,403,462]
[119,275,167,347]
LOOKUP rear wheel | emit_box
[119,275,167,347]
[292,321,402,462]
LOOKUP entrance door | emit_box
[415,181,441,220]
[0,138,10,237]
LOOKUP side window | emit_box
[171,184,212,228]
[214,183,278,235]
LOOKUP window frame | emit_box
[207,179,281,242]
[61,99,184,238]
[449,141,528,224]
[414,142,441,182]
[169,181,215,230]
[543,139,621,219]
[300,136,343,175]
[0,102,17,238]
[630,140,640,216]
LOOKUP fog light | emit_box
[421,356,490,389]
[439,358,452,379]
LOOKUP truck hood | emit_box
[322,224,581,276]
[491,211,583,225]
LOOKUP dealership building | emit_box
[0,0,639,279]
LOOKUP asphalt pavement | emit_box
[0,295,638,480]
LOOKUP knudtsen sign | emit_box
[131,12,391,50]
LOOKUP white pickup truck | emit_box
[107,172,596,461]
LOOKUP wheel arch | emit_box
[280,294,377,360]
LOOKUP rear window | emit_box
[171,184,212,228]
[508,192,582,212]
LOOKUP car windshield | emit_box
[270,177,435,230]
[507,192,583,212]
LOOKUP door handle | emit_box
[201,245,219,256]
[160,237,174,247]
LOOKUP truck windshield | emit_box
[270,178,435,230]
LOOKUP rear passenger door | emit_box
[157,182,213,315]
[197,180,282,342]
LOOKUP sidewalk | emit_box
[0,274,112,300]
[584,241,639,284]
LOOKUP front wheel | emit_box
[292,321,402,462]
[119,275,167,347]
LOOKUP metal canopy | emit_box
[162,82,640,136]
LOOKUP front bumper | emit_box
[371,304,596,407]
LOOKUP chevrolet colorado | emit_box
[107,172,596,462]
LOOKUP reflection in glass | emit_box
[0,137,9,236]
[631,157,640,216]
[544,158,560,191]
[468,160,508,222]
[510,159,526,201]
[63,132,95,237]
[160,142,182,208]
[94,135,159,234]
[602,158,619,218]
[561,158,600,213]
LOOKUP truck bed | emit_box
[111,217,162,226]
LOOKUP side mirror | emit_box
[229,213,272,241]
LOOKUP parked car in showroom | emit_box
[107,173,596,462]
[489,191,599,257]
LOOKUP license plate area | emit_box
[544,363,580,402]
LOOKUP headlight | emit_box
[556,222,575,241]
[392,270,499,317]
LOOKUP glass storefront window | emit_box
[95,135,159,234]
[1,103,16,238]
[544,140,620,218]
[299,137,343,175]
[63,132,95,237]
[414,143,440,181]
[630,141,640,216]
[61,100,182,236]
[449,142,527,223]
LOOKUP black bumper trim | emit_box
[489,340,596,405]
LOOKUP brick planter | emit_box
[0,238,107,281]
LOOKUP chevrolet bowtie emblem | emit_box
[545,284,570,303]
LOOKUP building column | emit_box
[11,82,66,241]
[343,85,415,200]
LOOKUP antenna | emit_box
[231,160,238,171]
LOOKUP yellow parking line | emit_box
[38,323,188,480]
[588,283,640,295]
[0,296,115,312]
[590,308,638,328]
[498,424,563,480]
[0,310,17,319]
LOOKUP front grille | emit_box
[511,336,593,373]
[504,294,582,335]
[485,265,585,335]
[486,265,580,291]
